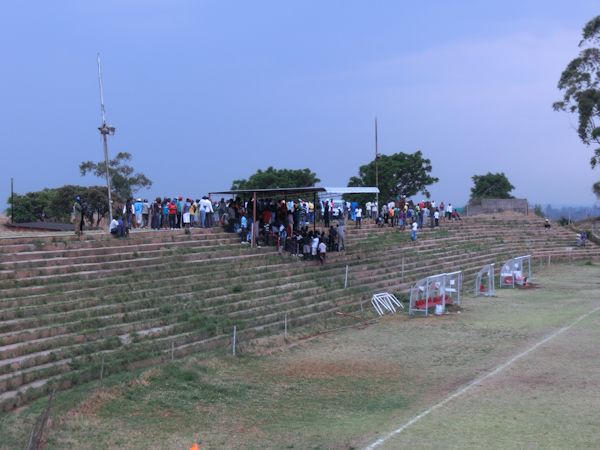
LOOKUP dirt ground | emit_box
[1,262,599,449]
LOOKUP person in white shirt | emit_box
[434,209,440,227]
[355,207,362,228]
[109,216,125,238]
[447,203,453,220]
[365,202,372,219]
[311,234,319,258]
[411,220,418,241]
[318,240,327,265]
[199,196,212,228]
[109,218,118,234]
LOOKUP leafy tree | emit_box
[46,185,81,221]
[80,152,152,202]
[6,189,56,223]
[81,186,111,226]
[533,204,544,218]
[594,181,600,198]
[470,172,515,199]
[346,151,438,205]
[553,15,600,172]
[6,185,110,225]
[230,167,320,190]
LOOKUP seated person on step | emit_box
[109,215,127,238]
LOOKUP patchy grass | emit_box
[1,263,599,449]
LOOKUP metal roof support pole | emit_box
[252,191,257,248]
[313,192,317,233]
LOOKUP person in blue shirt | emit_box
[240,215,248,243]
[134,199,143,228]
[176,196,183,228]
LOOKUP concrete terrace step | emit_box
[0,245,277,285]
[0,237,564,368]
[0,239,253,276]
[0,214,598,410]
[0,235,240,264]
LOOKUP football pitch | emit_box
[1,262,599,449]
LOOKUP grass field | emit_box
[1,262,599,449]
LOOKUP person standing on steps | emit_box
[134,198,143,228]
[176,196,183,228]
[168,198,177,229]
[355,206,362,228]
[318,237,327,265]
[240,214,248,243]
[411,220,418,242]
[72,195,83,236]
[337,221,345,251]
[446,202,453,220]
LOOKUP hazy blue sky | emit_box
[1,1,599,206]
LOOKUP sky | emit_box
[1,0,599,207]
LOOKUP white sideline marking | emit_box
[364,305,600,450]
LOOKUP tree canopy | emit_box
[6,185,111,225]
[80,152,152,201]
[346,151,438,204]
[470,172,515,200]
[230,167,320,190]
[553,15,600,169]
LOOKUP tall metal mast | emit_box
[97,53,115,224]
[375,117,380,209]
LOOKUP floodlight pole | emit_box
[99,126,114,224]
[374,118,380,209]
[97,54,114,224]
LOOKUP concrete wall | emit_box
[466,198,529,216]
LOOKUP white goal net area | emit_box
[500,255,532,288]
[475,263,495,297]
[408,271,463,316]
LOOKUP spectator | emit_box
[109,215,126,238]
[142,199,150,228]
[318,238,327,265]
[240,214,248,243]
[190,199,198,227]
[161,198,169,229]
[311,233,319,258]
[134,198,143,228]
[278,224,287,253]
[176,196,183,228]
[151,198,161,230]
[337,222,345,251]
[72,195,83,236]
[446,202,453,220]
[168,199,177,229]
[328,225,338,251]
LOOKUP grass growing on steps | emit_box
[3,263,599,449]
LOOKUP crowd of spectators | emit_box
[103,195,458,262]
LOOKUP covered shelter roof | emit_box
[208,186,378,199]
[208,186,326,198]
[322,187,379,195]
